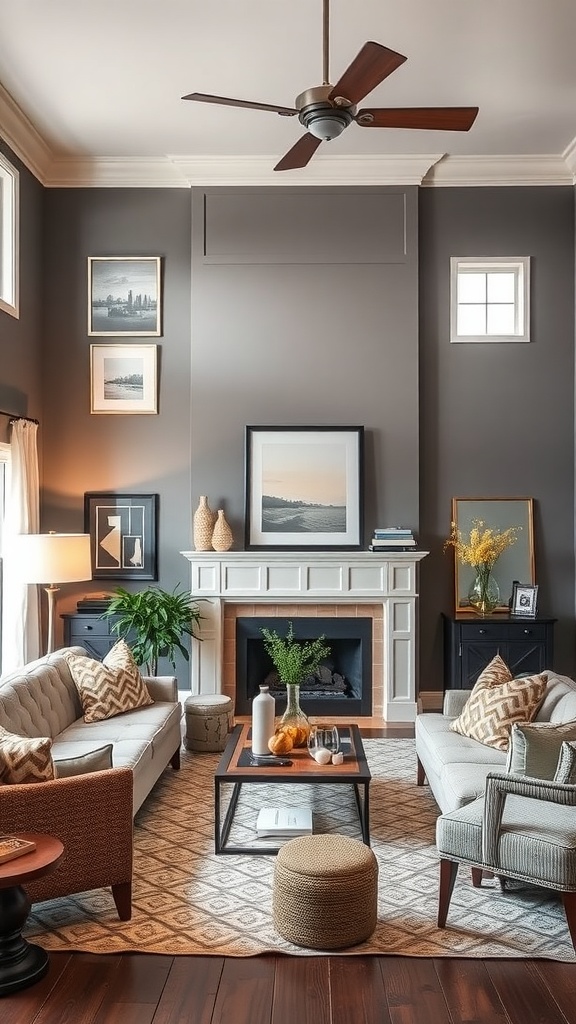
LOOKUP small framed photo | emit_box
[88,256,162,336]
[511,582,538,618]
[245,425,364,550]
[90,344,158,414]
[84,492,158,580]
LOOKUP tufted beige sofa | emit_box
[0,646,182,918]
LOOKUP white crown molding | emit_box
[168,153,444,187]
[562,135,576,182]
[0,82,52,184]
[43,156,190,188]
[423,153,574,187]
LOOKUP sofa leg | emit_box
[170,746,181,770]
[112,882,132,921]
[438,858,458,927]
[416,756,426,786]
[562,892,576,953]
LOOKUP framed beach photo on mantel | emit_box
[90,344,158,414]
[245,425,364,550]
[88,256,162,336]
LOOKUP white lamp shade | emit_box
[15,533,92,585]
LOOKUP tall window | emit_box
[0,152,19,319]
[450,257,530,343]
[0,442,11,672]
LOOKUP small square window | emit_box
[0,153,19,320]
[450,257,530,343]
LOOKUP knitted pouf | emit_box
[273,834,378,950]
[184,694,234,752]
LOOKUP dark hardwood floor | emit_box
[3,725,576,1023]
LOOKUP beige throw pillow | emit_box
[65,639,153,723]
[53,743,114,778]
[506,721,576,779]
[0,725,54,784]
[450,656,547,751]
[554,741,576,785]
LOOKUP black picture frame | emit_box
[511,581,538,618]
[84,492,158,580]
[245,425,364,551]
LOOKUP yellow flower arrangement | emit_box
[444,518,521,569]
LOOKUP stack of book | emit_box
[369,528,416,551]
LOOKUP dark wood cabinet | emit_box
[442,613,556,690]
[61,613,126,660]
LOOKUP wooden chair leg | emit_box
[112,881,132,921]
[416,756,426,786]
[170,746,181,770]
[561,892,576,953]
[471,867,484,888]
[438,858,459,927]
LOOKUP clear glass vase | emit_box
[279,683,311,747]
[468,565,500,615]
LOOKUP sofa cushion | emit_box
[53,743,113,778]
[554,741,576,784]
[0,725,54,783]
[506,721,576,779]
[450,669,548,751]
[535,673,576,724]
[64,640,153,723]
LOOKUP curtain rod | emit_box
[0,409,39,425]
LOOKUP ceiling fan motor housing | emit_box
[296,84,356,141]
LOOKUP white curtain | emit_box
[1,419,40,671]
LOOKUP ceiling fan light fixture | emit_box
[299,103,353,141]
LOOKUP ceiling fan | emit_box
[182,0,479,172]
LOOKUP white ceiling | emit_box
[1,0,575,187]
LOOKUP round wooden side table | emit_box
[0,832,64,997]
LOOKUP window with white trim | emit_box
[0,152,19,319]
[0,442,11,673]
[450,257,530,343]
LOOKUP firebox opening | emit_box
[235,617,373,717]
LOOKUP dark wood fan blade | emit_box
[356,107,479,130]
[274,133,323,171]
[329,42,407,106]
[181,92,297,116]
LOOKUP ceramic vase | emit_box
[251,684,276,755]
[211,509,233,551]
[193,495,215,551]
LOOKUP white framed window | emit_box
[450,257,530,343]
[0,441,11,674]
[0,152,19,319]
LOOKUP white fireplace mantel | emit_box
[181,550,428,722]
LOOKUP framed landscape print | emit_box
[451,496,535,612]
[84,493,158,580]
[90,344,158,414]
[88,256,162,336]
[245,425,364,550]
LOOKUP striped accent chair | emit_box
[436,767,576,952]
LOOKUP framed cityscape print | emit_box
[245,425,364,550]
[84,492,158,580]
[88,256,162,336]
[90,344,158,414]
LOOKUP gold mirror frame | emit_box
[451,497,535,613]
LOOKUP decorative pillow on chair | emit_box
[506,721,576,779]
[554,741,576,784]
[0,725,54,783]
[65,639,153,723]
[53,743,114,778]
[449,657,547,751]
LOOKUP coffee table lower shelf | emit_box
[214,723,371,855]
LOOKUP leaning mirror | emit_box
[451,497,535,613]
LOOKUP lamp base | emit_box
[43,585,60,655]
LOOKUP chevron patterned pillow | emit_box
[449,669,548,751]
[0,726,54,784]
[65,639,153,724]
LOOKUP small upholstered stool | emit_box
[184,694,234,752]
[273,834,378,949]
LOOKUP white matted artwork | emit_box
[90,344,158,414]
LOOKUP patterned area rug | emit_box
[26,739,575,959]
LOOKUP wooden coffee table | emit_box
[0,832,64,996]
[214,723,371,855]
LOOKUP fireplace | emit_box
[235,616,373,717]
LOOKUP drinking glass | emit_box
[307,725,340,759]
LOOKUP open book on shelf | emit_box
[255,806,312,838]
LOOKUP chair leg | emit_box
[561,892,576,953]
[416,756,426,786]
[170,746,181,770]
[438,858,459,928]
[471,867,484,888]
[112,882,132,921]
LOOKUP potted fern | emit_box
[102,584,202,675]
[260,621,331,745]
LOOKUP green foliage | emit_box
[102,584,203,674]
[260,621,331,686]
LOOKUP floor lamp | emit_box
[15,533,92,655]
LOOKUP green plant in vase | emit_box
[102,584,203,674]
[260,621,331,746]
